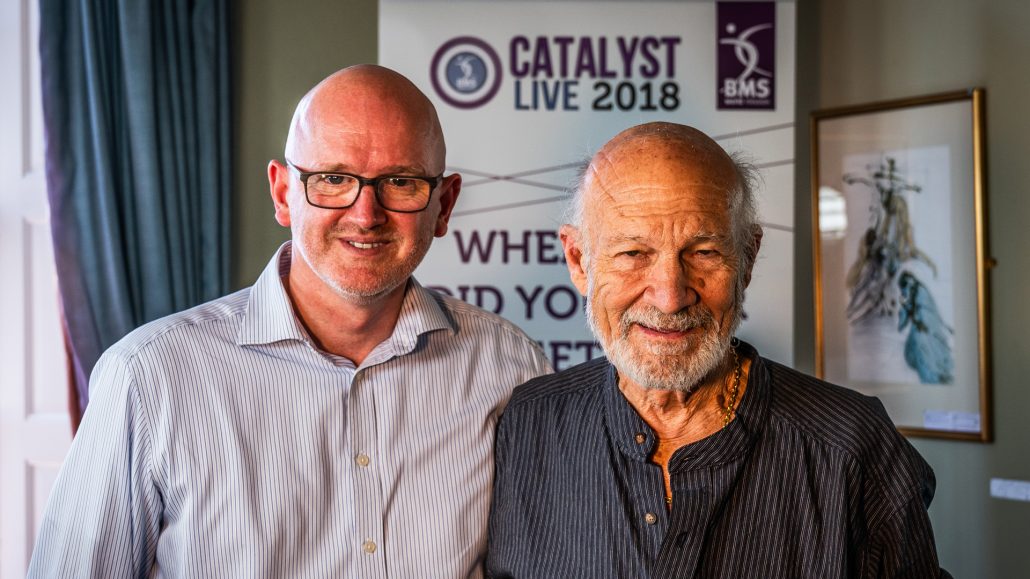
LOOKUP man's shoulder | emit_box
[762,359,929,477]
[506,356,610,412]
[765,360,896,439]
[495,358,609,448]
[107,287,251,362]
[761,359,939,551]
[427,288,541,347]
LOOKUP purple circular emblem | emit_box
[430,36,503,109]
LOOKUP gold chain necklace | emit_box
[667,345,743,508]
[722,345,742,428]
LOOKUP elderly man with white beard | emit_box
[486,122,950,578]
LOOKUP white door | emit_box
[0,0,74,577]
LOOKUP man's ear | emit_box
[742,224,764,288]
[434,173,462,237]
[559,224,589,296]
[269,160,292,227]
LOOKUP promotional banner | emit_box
[380,0,796,370]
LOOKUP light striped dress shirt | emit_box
[29,243,552,578]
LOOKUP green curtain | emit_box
[39,0,232,422]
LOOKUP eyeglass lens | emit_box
[306,174,432,211]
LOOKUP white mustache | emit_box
[620,306,716,335]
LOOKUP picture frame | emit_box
[811,89,992,441]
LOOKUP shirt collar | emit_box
[237,241,456,350]
[604,339,771,470]
[373,277,455,359]
[237,242,308,346]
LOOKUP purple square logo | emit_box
[717,1,775,110]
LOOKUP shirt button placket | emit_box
[349,370,386,577]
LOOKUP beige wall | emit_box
[233,0,378,286]
[235,1,1030,575]
[797,0,1030,575]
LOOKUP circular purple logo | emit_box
[430,37,502,109]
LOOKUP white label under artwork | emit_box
[922,410,980,432]
[990,479,1030,502]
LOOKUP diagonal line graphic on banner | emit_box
[503,161,586,178]
[460,177,568,192]
[462,176,573,190]
[756,159,795,170]
[450,161,584,180]
[448,122,797,219]
[711,121,795,142]
[507,178,567,192]
[453,122,794,189]
[453,158,795,217]
[453,192,794,234]
[452,195,570,217]
[455,161,585,188]
[761,222,794,233]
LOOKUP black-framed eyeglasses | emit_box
[286,160,443,213]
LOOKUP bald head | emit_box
[567,121,760,265]
[592,122,737,178]
[285,64,447,173]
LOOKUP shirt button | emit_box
[362,540,377,553]
[644,512,658,525]
[634,433,646,444]
[356,453,371,467]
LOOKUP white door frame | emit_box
[0,1,74,576]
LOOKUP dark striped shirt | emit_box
[487,341,950,578]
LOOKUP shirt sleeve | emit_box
[485,400,518,578]
[27,348,162,578]
[864,482,950,578]
[525,343,554,380]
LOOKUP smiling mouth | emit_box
[346,240,386,249]
[638,321,679,331]
[634,323,696,336]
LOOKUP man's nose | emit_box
[345,183,388,228]
[645,256,699,314]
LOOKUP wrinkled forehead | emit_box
[591,132,737,186]
[582,135,739,221]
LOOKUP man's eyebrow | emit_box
[377,164,433,175]
[603,233,729,242]
[604,234,649,244]
[690,233,729,242]
[311,163,431,175]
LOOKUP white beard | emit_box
[585,277,745,392]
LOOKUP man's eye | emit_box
[696,249,719,257]
[320,174,348,186]
[384,177,419,191]
[618,250,642,258]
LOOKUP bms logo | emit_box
[717,1,775,110]
[431,36,503,109]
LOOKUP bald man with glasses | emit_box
[30,65,551,578]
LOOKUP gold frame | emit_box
[811,89,992,442]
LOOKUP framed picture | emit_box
[811,89,992,441]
